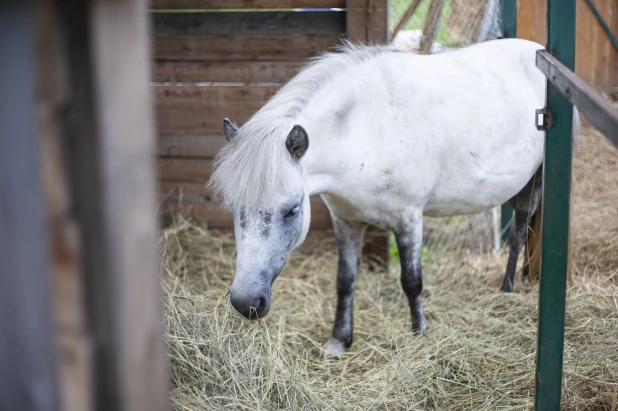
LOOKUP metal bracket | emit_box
[535,108,553,130]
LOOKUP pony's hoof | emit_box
[412,320,429,335]
[322,338,346,357]
[499,282,513,293]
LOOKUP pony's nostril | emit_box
[250,296,266,317]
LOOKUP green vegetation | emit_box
[390,0,458,47]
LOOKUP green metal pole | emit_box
[534,0,576,409]
[499,0,517,242]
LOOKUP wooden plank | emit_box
[159,158,214,183]
[0,2,60,410]
[154,34,342,61]
[346,0,389,43]
[153,60,303,83]
[158,134,227,158]
[160,186,333,228]
[68,0,170,409]
[537,50,618,148]
[530,0,546,45]
[592,0,612,86]
[516,0,532,41]
[151,0,346,9]
[155,85,280,135]
[576,0,596,84]
[34,2,95,411]
[153,11,345,36]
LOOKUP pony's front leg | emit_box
[323,218,367,356]
[395,209,429,334]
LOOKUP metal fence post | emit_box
[534,0,576,409]
[499,0,517,242]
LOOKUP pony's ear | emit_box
[285,125,309,161]
[223,118,239,142]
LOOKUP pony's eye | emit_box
[286,206,300,218]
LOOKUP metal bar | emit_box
[534,0,576,409]
[584,0,618,52]
[537,50,618,148]
[499,0,517,242]
[499,0,517,38]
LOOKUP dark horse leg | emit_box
[395,208,429,333]
[323,218,367,355]
[500,166,543,292]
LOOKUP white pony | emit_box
[211,38,580,355]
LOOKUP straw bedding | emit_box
[160,118,618,410]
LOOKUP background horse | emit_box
[210,38,580,355]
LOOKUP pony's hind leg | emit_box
[500,167,543,292]
[323,218,367,356]
[395,208,429,334]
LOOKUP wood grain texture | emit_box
[346,0,389,43]
[158,134,227,158]
[151,0,346,9]
[154,34,342,61]
[86,0,170,409]
[419,0,445,54]
[153,60,304,83]
[155,85,280,135]
[153,11,345,36]
[35,2,94,411]
[520,0,618,87]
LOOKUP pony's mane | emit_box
[209,41,392,210]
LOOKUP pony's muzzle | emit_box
[230,288,270,320]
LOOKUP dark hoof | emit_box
[499,281,513,293]
[412,315,429,335]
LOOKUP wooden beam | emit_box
[153,60,303,83]
[153,11,345,36]
[154,34,342,61]
[418,0,445,54]
[537,49,618,148]
[391,0,422,40]
[151,0,346,9]
[0,2,60,410]
[155,85,280,135]
[346,0,389,44]
[57,1,169,410]
[34,1,95,411]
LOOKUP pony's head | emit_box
[210,118,311,319]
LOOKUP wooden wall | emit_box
[152,0,390,262]
[517,0,618,87]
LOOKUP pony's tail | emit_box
[572,106,581,153]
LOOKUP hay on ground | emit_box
[161,120,618,410]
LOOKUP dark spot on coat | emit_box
[261,211,272,237]
[360,163,364,171]
[239,210,246,229]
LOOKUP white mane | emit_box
[209,41,392,210]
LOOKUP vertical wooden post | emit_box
[56,0,169,410]
[535,0,575,408]
[346,0,390,269]
[34,1,95,410]
[0,2,60,410]
[346,0,390,44]
[419,0,445,54]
